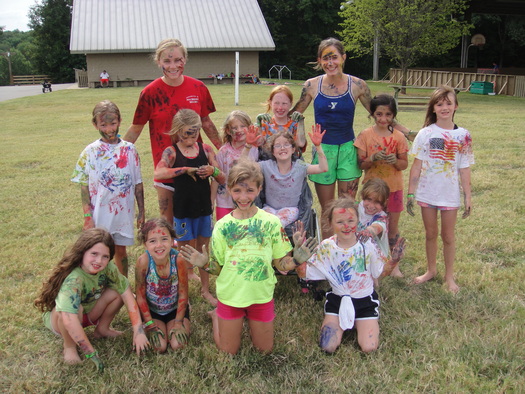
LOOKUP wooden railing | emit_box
[389,69,525,97]
[13,75,51,85]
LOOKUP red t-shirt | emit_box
[132,76,216,170]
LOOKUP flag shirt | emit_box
[410,123,474,207]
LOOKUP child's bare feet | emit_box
[207,308,217,320]
[412,270,436,285]
[93,327,123,338]
[63,347,81,364]
[445,279,460,294]
[390,266,404,278]
[202,291,218,307]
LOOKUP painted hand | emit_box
[356,229,375,243]
[384,153,397,165]
[406,196,415,217]
[291,220,306,247]
[391,237,406,263]
[462,205,471,219]
[244,125,261,146]
[197,165,212,179]
[293,236,318,264]
[89,354,104,372]
[133,332,150,356]
[371,150,387,162]
[186,167,198,182]
[180,244,209,268]
[147,325,165,349]
[255,113,272,127]
[290,111,304,122]
[308,123,326,147]
[169,326,189,346]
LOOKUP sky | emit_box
[0,0,37,32]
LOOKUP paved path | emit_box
[0,83,80,102]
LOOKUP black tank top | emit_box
[172,142,212,218]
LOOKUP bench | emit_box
[13,75,51,85]
[199,76,254,85]
[389,86,462,109]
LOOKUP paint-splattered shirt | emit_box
[357,202,389,258]
[210,208,292,308]
[354,126,408,192]
[215,142,259,209]
[55,262,129,314]
[71,139,142,240]
[410,124,474,207]
[145,249,180,315]
[305,237,384,299]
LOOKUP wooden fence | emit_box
[13,75,51,85]
[389,69,525,98]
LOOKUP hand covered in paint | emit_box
[244,125,261,146]
[371,150,387,162]
[133,331,150,356]
[197,165,214,179]
[89,353,104,372]
[356,228,376,243]
[186,167,198,182]
[255,113,272,127]
[391,237,406,263]
[291,220,306,247]
[290,111,304,123]
[146,325,165,349]
[384,153,397,165]
[406,195,415,216]
[169,325,189,347]
[293,236,318,265]
[462,196,471,219]
[308,123,326,147]
[180,244,209,268]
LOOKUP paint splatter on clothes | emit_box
[211,208,292,308]
[357,202,389,258]
[410,124,474,207]
[145,249,180,315]
[131,77,215,179]
[71,139,142,240]
[259,117,304,157]
[354,126,408,192]
[54,262,129,315]
[305,237,384,329]
[215,143,258,209]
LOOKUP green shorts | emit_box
[309,140,362,185]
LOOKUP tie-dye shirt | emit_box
[410,124,474,207]
[71,139,142,240]
[211,208,292,307]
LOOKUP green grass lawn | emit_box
[1,81,524,392]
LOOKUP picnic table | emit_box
[389,86,463,108]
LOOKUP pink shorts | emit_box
[418,201,457,211]
[216,299,275,323]
[387,190,404,213]
[82,313,99,328]
[216,207,234,221]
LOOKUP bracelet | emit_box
[84,213,92,217]
[407,193,415,198]
[202,263,211,272]
[144,320,154,327]
[244,144,252,149]
[85,350,98,359]
[174,319,184,323]
[212,167,220,178]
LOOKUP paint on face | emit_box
[320,46,345,74]
[95,113,121,144]
[158,47,186,81]
[228,179,260,212]
[228,118,248,143]
[331,208,358,236]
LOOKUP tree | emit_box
[28,0,85,83]
[339,0,472,89]
[0,29,37,85]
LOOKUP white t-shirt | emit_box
[410,123,474,207]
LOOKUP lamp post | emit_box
[1,51,13,85]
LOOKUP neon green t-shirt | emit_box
[55,262,129,314]
[211,209,292,308]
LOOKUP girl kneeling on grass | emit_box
[180,159,317,354]
[34,228,149,371]
[296,198,405,353]
[135,218,190,353]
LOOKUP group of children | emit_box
[35,84,473,367]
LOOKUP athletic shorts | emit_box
[43,311,99,336]
[324,291,380,320]
[174,215,213,241]
[150,308,190,324]
[387,190,404,213]
[112,232,134,246]
[216,299,275,323]
[309,141,362,184]
[100,79,109,83]
[216,207,234,221]
[417,201,457,211]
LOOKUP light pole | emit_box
[1,51,13,85]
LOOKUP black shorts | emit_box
[324,291,380,320]
[150,307,190,324]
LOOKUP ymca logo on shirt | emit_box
[328,102,338,110]
[186,95,200,104]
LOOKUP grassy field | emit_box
[0,81,524,392]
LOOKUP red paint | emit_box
[116,147,129,169]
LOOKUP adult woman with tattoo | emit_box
[124,38,222,223]
[291,38,410,239]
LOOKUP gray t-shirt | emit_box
[259,159,308,210]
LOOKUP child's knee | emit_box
[319,324,340,353]
[359,341,378,353]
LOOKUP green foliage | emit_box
[28,0,86,83]
[0,30,36,85]
[339,0,472,72]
